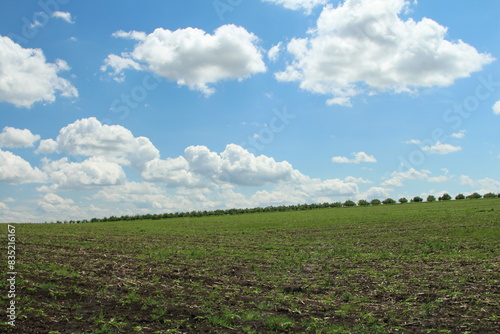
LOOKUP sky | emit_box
[0,0,499,223]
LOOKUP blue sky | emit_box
[1,0,499,222]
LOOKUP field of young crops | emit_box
[2,199,499,333]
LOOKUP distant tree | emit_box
[427,195,436,202]
[413,196,423,203]
[455,193,465,200]
[498,193,500,198]
[467,192,482,199]
[483,192,497,199]
[438,193,452,201]
[331,202,343,208]
[358,199,370,206]
[399,197,408,204]
[371,199,381,206]
[382,198,396,205]
[343,200,356,207]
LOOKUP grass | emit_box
[1,199,499,333]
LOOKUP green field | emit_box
[2,199,500,333]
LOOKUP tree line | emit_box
[51,192,500,224]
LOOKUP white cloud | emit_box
[382,168,450,188]
[0,202,8,211]
[268,42,282,62]
[249,189,304,207]
[405,139,421,144]
[142,157,202,188]
[52,11,75,24]
[422,141,462,154]
[42,157,126,190]
[217,144,296,186]
[35,139,58,154]
[326,96,352,107]
[261,0,327,14]
[48,117,159,171]
[459,175,475,186]
[0,127,40,148]
[111,30,146,41]
[0,36,78,108]
[275,0,494,106]
[381,168,431,187]
[493,101,500,115]
[92,182,190,213]
[0,149,47,184]
[142,143,362,205]
[459,175,500,194]
[421,190,450,200]
[451,130,466,139]
[296,175,359,199]
[358,186,392,200]
[427,175,449,183]
[344,176,373,184]
[100,54,143,82]
[332,152,377,164]
[143,144,297,187]
[103,25,266,95]
[37,193,74,213]
[246,175,359,207]
[36,193,87,220]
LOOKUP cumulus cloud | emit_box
[344,176,373,184]
[100,54,143,82]
[358,186,392,200]
[268,42,282,62]
[459,175,475,186]
[0,202,8,212]
[52,11,75,24]
[37,193,74,212]
[422,141,461,154]
[36,193,86,220]
[427,175,450,183]
[47,117,159,171]
[218,144,296,186]
[451,130,466,139]
[0,149,46,184]
[0,127,40,148]
[92,182,187,212]
[381,168,449,187]
[459,175,500,194]
[493,101,500,115]
[41,157,126,190]
[381,168,431,187]
[143,144,296,187]
[0,36,78,108]
[332,152,377,164]
[111,30,147,41]
[35,139,58,154]
[295,175,359,199]
[142,157,202,187]
[92,182,251,215]
[261,0,327,14]
[275,0,494,106]
[103,25,266,95]
[141,143,363,208]
[246,174,359,207]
